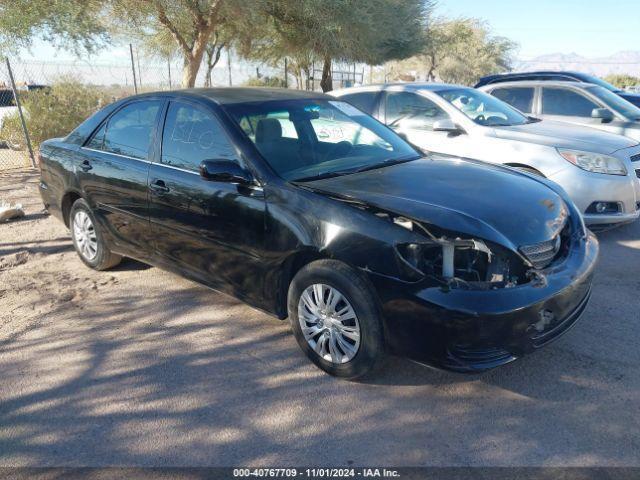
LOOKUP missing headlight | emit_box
[395,238,527,289]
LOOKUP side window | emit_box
[542,88,599,117]
[385,91,449,130]
[161,102,238,172]
[96,101,162,159]
[340,92,378,114]
[491,87,534,113]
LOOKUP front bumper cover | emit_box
[367,230,599,372]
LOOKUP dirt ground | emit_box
[1,168,639,467]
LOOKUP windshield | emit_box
[227,99,420,181]
[437,88,530,126]
[585,85,640,120]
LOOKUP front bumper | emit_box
[368,230,599,372]
[549,162,639,226]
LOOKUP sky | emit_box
[17,0,640,64]
[440,0,640,59]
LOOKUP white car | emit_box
[332,83,640,226]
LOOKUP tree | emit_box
[604,74,640,90]
[253,0,428,92]
[0,0,108,53]
[386,18,517,86]
[110,0,249,87]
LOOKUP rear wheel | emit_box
[69,199,121,270]
[288,259,384,379]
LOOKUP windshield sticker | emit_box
[329,100,366,117]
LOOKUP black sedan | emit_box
[38,88,598,378]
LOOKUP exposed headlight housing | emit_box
[395,238,525,289]
[557,148,627,176]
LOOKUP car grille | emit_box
[631,153,640,163]
[520,235,562,269]
[636,169,640,179]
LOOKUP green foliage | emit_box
[1,79,111,149]
[242,76,287,88]
[0,0,108,53]
[604,74,640,89]
[386,17,517,86]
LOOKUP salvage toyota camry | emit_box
[38,88,598,378]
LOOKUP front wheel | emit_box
[288,259,384,379]
[69,198,122,270]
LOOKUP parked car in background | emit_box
[38,88,598,378]
[479,80,640,143]
[332,83,640,226]
[0,89,18,148]
[475,71,640,108]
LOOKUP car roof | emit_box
[332,82,466,96]
[125,87,330,105]
[481,80,594,89]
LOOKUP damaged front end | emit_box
[390,214,571,291]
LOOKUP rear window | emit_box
[339,92,378,115]
[491,87,535,114]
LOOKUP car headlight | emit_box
[557,148,627,175]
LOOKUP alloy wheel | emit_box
[73,210,98,261]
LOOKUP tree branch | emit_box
[150,0,192,56]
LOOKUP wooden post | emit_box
[129,44,138,94]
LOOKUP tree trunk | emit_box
[182,56,200,88]
[320,55,333,92]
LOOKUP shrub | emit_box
[242,76,287,88]
[1,78,112,149]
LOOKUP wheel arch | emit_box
[60,189,84,227]
[503,163,546,177]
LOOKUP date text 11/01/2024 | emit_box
[232,468,400,477]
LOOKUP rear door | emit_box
[78,99,164,256]
[148,99,267,296]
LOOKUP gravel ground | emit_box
[0,168,639,467]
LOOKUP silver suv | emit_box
[331,83,640,226]
[479,80,640,142]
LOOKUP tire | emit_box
[69,198,122,270]
[288,259,384,379]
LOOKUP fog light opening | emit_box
[586,201,621,215]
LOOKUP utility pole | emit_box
[167,56,172,89]
[129,44,138,94]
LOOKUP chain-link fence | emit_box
[0,54,371,171]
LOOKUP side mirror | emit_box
[199,159,254,185]
[433,119,461,133]
[591,108,614,123]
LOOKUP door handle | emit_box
[79,160,93,172]
[150,179,170,194]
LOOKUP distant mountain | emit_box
[513,51,640,77]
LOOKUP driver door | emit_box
[147,100,266,299]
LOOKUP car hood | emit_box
[303,157,569,250]
[492,119,638,154]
